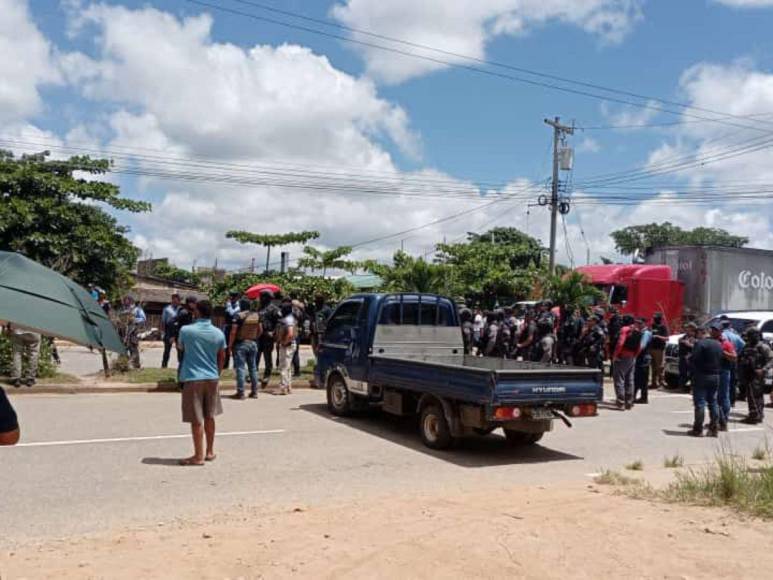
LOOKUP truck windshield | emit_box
[609,285,628,305]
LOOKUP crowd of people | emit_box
[458,302,773,436]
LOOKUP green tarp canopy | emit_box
[0,252,125,353]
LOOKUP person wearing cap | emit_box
[649,312,670,390]
[737,328,773,424]
[222,290,242,370]
[161,293,181,369]
[687,322,727,437]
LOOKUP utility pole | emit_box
[544,116,574,274]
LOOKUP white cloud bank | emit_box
[331,0,644,83]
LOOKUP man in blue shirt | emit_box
[177,300,226,466]
[634,318,653,404]
[720,317,745,406]
[161,293,181,369]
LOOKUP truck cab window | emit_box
[610,285,628,305]
[325,301,362,343]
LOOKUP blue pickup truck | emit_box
[314,293,603,450]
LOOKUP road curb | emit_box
[7,380,318,395]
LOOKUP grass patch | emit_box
[109,366,313,384]
[661,454,773,519]
[594,470,640,486]
[664,454,685,469]
[625,460,644,471]
[39,372,81,384]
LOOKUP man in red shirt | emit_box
[612,316,643,410]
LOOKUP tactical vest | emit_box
[236,312,261,341]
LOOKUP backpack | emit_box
[622,327,642,351]
[235,312,261,341]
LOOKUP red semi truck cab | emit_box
[576,264,684,326]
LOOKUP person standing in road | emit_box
[257,291,281,388]
[7,325,41,388]
[678,323,697,392]
[634,318,653,404]
[649,312,669,390]
[222,291,241,370]
[275,300,297,395]
[290,297,306,377]
[612,316,642,409]
[715,326,737,432]
[738,328,773,425]
[229,298,262,400]
[577,315,605,370]
[177,300,226,466]
[0,385,19,445]
[720,317,745,406]
[161,293,181,369]
[120,296,146,369]
[687,323,725,437]
[515,310,537,361]
[459,308,474,355]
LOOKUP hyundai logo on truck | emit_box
[532,386,566,394]
[738,270,773,291]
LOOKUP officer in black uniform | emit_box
[459,308,474,355]
[578,315,606,370]
[257,291,281,388]
[738,328,773,424]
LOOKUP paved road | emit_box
[1,388,771,544]
[56,344,316,378]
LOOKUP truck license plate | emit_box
[529,408,553,420]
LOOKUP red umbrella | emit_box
[245,283,282,300]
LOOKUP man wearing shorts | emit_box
[177,300,226,466]
[0,386,20,445]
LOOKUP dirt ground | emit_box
[2,483,772,580]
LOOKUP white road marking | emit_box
[726,427,765,433]
[650,393,692,399]
[7,430,286,448]
[585,472,602,477]
[670,410,694,414]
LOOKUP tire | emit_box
[504,430,544,446]
[327,375,351,416]
[419,404,453,450]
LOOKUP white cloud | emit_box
[331,0,643,83]
[577,137,601,153]
[713,1,773,7]
[599,99,659,128]
[0,0,61,124]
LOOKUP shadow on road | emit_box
[298,403,583,468]
[141,457,184,467]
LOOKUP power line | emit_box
[221,0,773,133]
[182,0,773,134]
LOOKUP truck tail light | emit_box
[567,404,597,417]
[494,406,522,420]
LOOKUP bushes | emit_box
[0,334,57,379]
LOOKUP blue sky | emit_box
[6,0,773,268]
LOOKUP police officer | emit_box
[482,311,502,357]
[532,316,556,363]
[738,328,773,424]
[229,299,262,400]
[459,308,474,355]
[558,306,583,365]
[310,294,333,355]
[223,290,241,369]
[578,315,606,370]
[515,310,537,361]
[257,291,281,388]
[119,296,146,369]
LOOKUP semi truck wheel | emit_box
[419,404,453,450]
[504,430,544,445]
[327,376,352,416]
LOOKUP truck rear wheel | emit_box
[419,404,453,450]
[504,430,544,446]
[327,376,352,416]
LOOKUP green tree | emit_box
[207,271,354,306]
[226,230,320,273]
[540,271,604,313]
[0,150,149,293]
[150,261,202,286]
[364,251,450,294]
[297,245,358,276]
[611,222,748,257]
[434,227,545,306]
